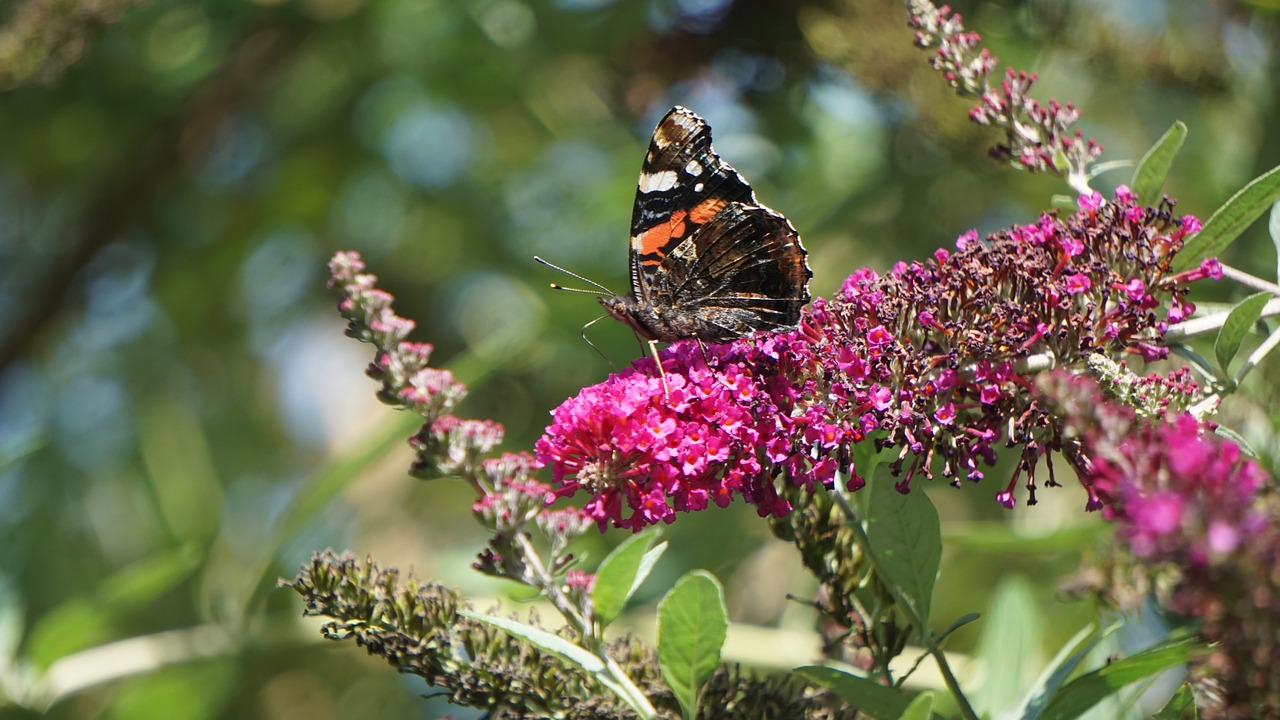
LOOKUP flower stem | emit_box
[1219,263,1280,296]
[511,520,658,719]
[1164,298,1280,343]
[832,488,980,720]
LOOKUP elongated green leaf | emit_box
[797,666,912,719]
[459,610,606,672]
[1214,291,1270,376]
[1172,164,1280,273]
[593,531,665,626]
[935,613,981,645]
[1038,634,1199,720]
[898,692,936,720]
[460,609,649,714]
[1130,121,1187,203]
[1014,622,1118,720]
[657,571,727,720]
[1213,423,1260,459]
[1271,200,1280,282]
[972,577,1040,716]
[865,465,941,625]
[1086,160,1134,181]
[1153,683,1197,719]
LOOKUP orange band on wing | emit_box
[636,209,688,261]
[689,197,727,224]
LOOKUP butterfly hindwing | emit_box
[650,203,809,342]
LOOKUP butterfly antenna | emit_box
[534,256,615,296]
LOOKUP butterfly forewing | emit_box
[629,107,756,300]
[597,105,810,346]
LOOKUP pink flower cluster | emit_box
[329,251,595,582]
[535,337,832,531]
[537,189,1209,529]
[908,0,1102,179]
[1086,413,1265,565]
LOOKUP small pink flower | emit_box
[1078,191,1104,212]
[1064,273,1091,294]
[1200,257,1222,280]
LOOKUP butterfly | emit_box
[536,106,811,384]
[597,106,811,346]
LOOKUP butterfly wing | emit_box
[628,107,756,303]
[649,202,811,343]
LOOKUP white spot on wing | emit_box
[684,160,703,176]
[638,170,678,193]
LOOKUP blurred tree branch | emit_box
[0,20,297,372]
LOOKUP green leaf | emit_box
[797,666,913,719]
[1013,622,1119,720]
[898,692,936,720]
[1271,200,1280,282]
[592,530,666,627]
[971,576,1041,716]
[459,609,606,672]
[1130,121,1187,203]
[865,465,941,625]
[657,571,727,720]
[461,610,648,714]
[1172,163,1280,273]
[1213,423,1260,459]
[935,613,981,645]
[1086,160,1134,181]
[1038,633,1200,720]
[1214,291,1270,377]
[1153,683,1198,719]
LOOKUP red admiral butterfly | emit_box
[537,106,810,363]
[600,106,811,345]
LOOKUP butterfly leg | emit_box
[695,337,716,371]
[647,339,671,398]
[695,337,742,393]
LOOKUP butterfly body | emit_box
[600,106,811,345]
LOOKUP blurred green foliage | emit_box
[0,0,1276,717]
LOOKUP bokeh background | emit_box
[2,0,1279,717]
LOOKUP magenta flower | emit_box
[1064,273,1091,294]
[539,190,1207,528]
